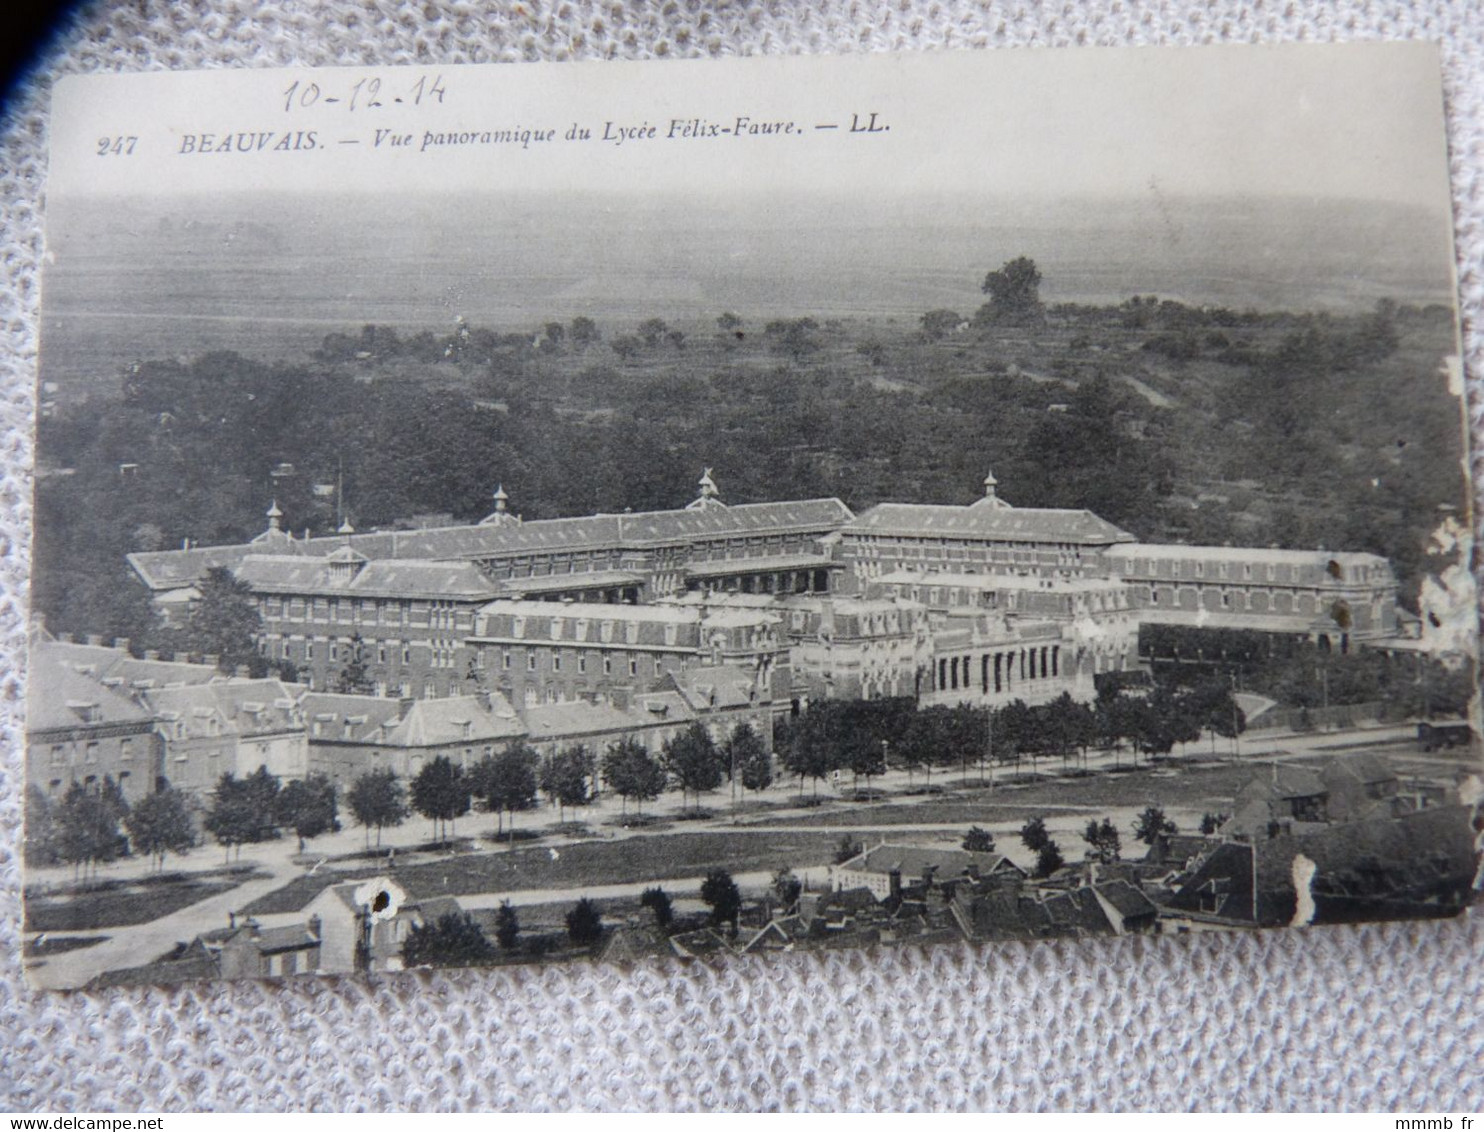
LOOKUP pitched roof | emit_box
[145,679,303,738]
[380,693,525,747]
[520,700,636,743]
[299,692,406,743]
[844,501,1134,546]
[129,498,855,590]
[1108,543,1391,569]
[670,664,761,711]
[1094,879,1159,919]
[842,843,1011,880]
[27,652,154,734]
[1040,888,1115,935]
[235,555,501,602]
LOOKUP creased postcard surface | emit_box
[24,43,1479,989]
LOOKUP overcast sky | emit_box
[50,41,1451,212]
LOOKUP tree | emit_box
[401,912,495,968]
[640,886,673,930]
[611,334,643,360]
[662,723,724,813]
[275,773,340,852]
[833,834,863,864]
[978,255,1044,325]
[962,825,995,853]
[764,317,820,359]
[1082,817,1122,864]
[717,312,743,334]
[1132,805,1178,847]
[726,722,772,796]
[540,322,566,353]
[570,316,601,347]
[700,868,742,929]
[1019,815,1051,855]
[771,868,802,915]
[334,632,374,695]
[1035,841,1066,878]
[494,899,521,950]
[204,767,281,862]
[665,329,687,350]
[637,318,669,348]
[24,785,61,867]
[601,738,667,818]
[566,897,605,946]
[410,755,470,844]
[540,746,594,824]
[125,786,196,871]
[473,742,540,841]
[778,706,842,798]
[54,778,130,879]
[1200,812,1229,836]
[347,768,410,848]
[181,566,263,674]
[921,309,963,339]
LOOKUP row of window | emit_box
[499,649,663,679]
[48,739,133,764]
[262,596,474,628]
[935,645,1061,695]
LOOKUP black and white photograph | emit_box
[21,42,1481,993]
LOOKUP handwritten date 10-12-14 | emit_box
[282,74,447,114]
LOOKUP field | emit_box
[24,870,263,933]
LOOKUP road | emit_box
[22,720,1469,988]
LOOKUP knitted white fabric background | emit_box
[1,0,1482,1113]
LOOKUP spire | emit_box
[251,499,293,546]
[480,482,520,526]
[687,467,726,511]
[338,518,355,538]
[973,469,1010,510]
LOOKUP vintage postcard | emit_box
[23,43,1480,989]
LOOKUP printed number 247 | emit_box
[97,136,138,156]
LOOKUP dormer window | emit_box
[67,700,101,724]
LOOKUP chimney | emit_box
[888,868,902,901]
[236,665,252,678]
[204,654,220,669]
[308,915,322,940]
[113,638,130,653]
[144,649,161,661]
[86,634,103,646]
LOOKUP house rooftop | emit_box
[845,502,1135,546]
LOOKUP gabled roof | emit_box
[379,693,525,748]
[1040,887,1115,935]
[235,555,501,602]
[1108,542,1392,569]
[144,679,303,739]
[521,700,637,743]
[840,843,1014,880]
[40,639,222,690]
[1243,764,1328,801]
[299,692,406,743]
[129,498,856,591]
[669,928,735,958]
[670,664,760,711]
[27,652,155,734]
[844,501,1134,546]
[1093,879,1159,919]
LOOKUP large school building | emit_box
[127,471,1402,713]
